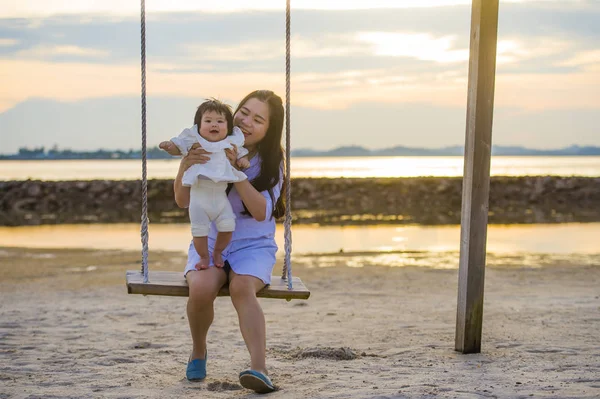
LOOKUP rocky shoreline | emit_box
[1,177,599,226]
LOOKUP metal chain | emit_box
[140,0,149,283]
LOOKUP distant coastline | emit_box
[1,144,599,160]
[291,144,600,157]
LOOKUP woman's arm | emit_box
[233,179,268,222]
[174,160,191,208]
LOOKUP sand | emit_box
[1,247,599,398]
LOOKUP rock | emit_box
[27,183,42,197]
[12,198,37,213]
[0,177,599,226]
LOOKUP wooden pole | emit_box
[455,0,500,354]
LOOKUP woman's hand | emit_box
[182,143,211,170]
[225,144,240,170]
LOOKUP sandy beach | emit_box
[1,247,599,398]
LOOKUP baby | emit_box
[159,99,249,269]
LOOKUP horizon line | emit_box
[2,143,599,157]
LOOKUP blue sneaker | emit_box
[186,352,207,381]
[239,369,276,393]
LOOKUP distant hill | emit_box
[291,145,600,157]
[1,144,600,160]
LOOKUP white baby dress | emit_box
[171,125,249,186]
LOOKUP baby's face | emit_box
[198,110,228,142]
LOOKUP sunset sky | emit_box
[0,0,598,153]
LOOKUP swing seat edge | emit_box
[126,270,310,300]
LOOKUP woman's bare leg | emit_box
[228,271,268,374]
[186,267,228,360]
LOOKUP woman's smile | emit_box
[239,127,251,137]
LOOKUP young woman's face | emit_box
[234,97,270,150]
[198,110,229,143]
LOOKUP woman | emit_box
[174,90,285,394]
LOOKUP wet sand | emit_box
[1,247,599,398]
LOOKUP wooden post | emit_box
[455,0,500,354]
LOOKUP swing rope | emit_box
[140,0,149,284]
[139,0,294,289]
[281,0,293,289]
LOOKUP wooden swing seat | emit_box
[126,270,310,300]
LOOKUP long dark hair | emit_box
[230,90,286,219]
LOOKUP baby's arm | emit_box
[161,126,199,156]
[159,140,182,156]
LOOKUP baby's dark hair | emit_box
[193,98,234,135]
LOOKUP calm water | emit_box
[1,156,600,180]
[1,223,599,255]
[2,223,598,269]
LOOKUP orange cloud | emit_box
[1,58,598,114]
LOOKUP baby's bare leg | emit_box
[213,232,232,267]
[193,236,210,270]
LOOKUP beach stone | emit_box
[26,183,42,197]
[89,181,107,193]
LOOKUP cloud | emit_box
[1,0,573,18]
[181,41,283,62]
[0,59,138,112]
[1,47,599,115]
[0,3,598,113]
[496,37,571,65]
[559,49,600,67]
[495,70,600,110]
[15,44,109,59]
[0,38,19,46]
[2,4,598,62]
[181,32,471,63]
[357,32,469,63]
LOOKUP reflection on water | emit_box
[1,223,599,264]
[294,251,599,270]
